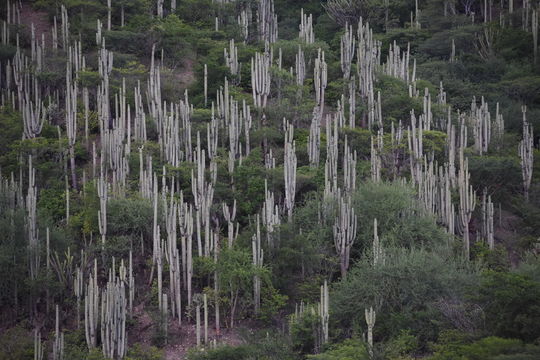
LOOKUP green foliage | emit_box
[307,338,369,360]
[468,155,521,200]
[107,197,153,238]
[125,344,164,360]
[0,326,33,360]
[332,247,478,344]
[477,271,540,342]
[384,330,420,359]
[429,335,540,360]
[187,332,295,359]
[290,309,321,355]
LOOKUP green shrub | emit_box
[307,338,369,360]
[477,271,540,342]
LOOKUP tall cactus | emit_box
[101,267,127,359]
[85,260,99,349]
[252,215,263,314]
[458,150,476,259]
[53,305,64,360]
[224,39,240,76]
[223,200,238,248]
[365,307,376,357]
[341,22,355,79]
[519,106,534,202]
[299,9,315,43]
[258,0,278,43]
[251,51,271,108]
[26,156,40,282]
[319,280,329,346]
[333,192,357,278]
[284,120,297,221]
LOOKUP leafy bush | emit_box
[477,271,540,342]
[429,335,540,360]
[0,326,33,360]
[332,247,478,345]
[307,338,369,360]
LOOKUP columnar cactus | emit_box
[343,137,357,194]
[533,9,538,64]
[299,9,314,43]
[224,39,240,76]
[482,189,495,249]
[341,22,355,79]
[262,179,280,248]
[178,200,194,306]
[408,110,424,184]
[372,218,385,266]
[356,17,380,100]
[314,49,328,118]
[334,192,357,278]
[85,260,99,349]
[98,169,108,246]
[458,150,476,258]
[471,96,491,155]
[53,305,64,360]
[26,156,40,282]
[238,7,250,43]
[383,41,412,84]
[284,120,297,221]
[295,45,306,88]
[258,0,278,43]
[65,59,78,189]
[251,51,271,108]
[365,307,376,357]
[223,200,238,248]
[308,107,321,167]
[252,215,263,314]
[519,106,534,202]
[34,330,44,360]
[101,269,127,359]
[349,76,356,127]
[370,132,382,183]
[319,280,329,345]
[324,116,339,198]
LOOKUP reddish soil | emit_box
[19,2,52,47]
[130,302,245,360]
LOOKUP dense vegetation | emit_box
[0,0,540,359]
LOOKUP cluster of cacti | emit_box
[471,96,491,155]
[299,9,314,44]
[257,0,278,43]
[262,180,280,248]
[101,262,127,359]
[251,50,272,109]
[224,39,240,76]
[1,0,539,357]
[333,192,357,278]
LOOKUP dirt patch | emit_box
[175,58,196,89]
[130,302,246,360]
[19,3,52,47]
